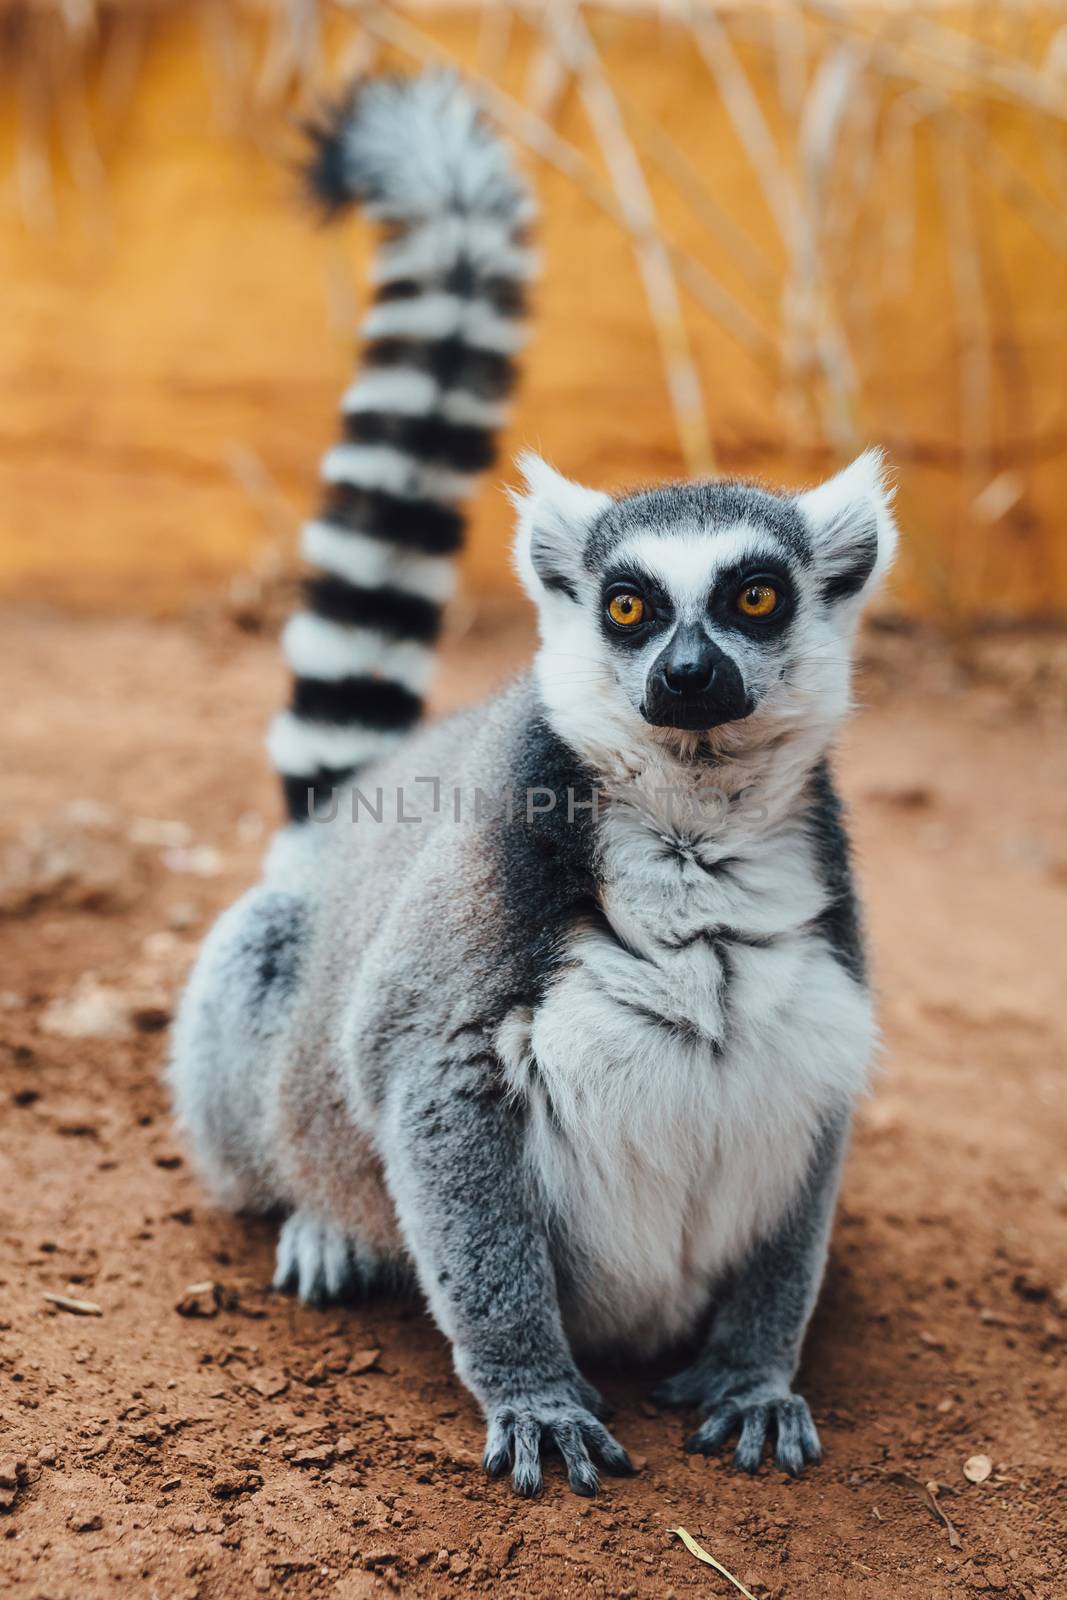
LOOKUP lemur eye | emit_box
[736,581,779,619]
[607,592,646,627]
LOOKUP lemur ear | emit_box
[796,448,898,608]
[510,452,611,603]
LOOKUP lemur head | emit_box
[512,452,897,767]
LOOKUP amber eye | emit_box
[736,581,779,619]
[607,592,646,627]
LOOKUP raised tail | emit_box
[268,71,535,822]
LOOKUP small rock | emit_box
[963,1454,993,1484]
[865,783,934,811]
[166,901,199,931]
[0,810,143,916]
[480,1531,521,1567]
[162,845,222,878]
[209,1472,263,1499]
[348,1348,381,1375]
[129,817,192,849]
[0,1462,22,1512]
[40,979,132,1040]
[69,1511,104,1533]
[175,1282,235,1318]
[134,1006,172,1034]
[249,1370,289,1399]
[251,1567,272,1593]
[1011,1272,1049,1304]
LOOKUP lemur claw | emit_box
[482,1397,634,1498]
[682,1389,822,1476]
[272,1210,373,1305]
[656,1359,822,1475]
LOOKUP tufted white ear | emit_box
[510,451,612,603]
[796,448,898,608]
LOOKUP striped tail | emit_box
[268,71,535,822]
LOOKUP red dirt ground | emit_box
[1,608,1065,1600]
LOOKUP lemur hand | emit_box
[482,1386,634,1498]
[653,1361,822,1476]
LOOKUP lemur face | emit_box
[513,452,898,755]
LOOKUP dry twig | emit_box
[886,1469,963,1549]
[43,1292,103,1316]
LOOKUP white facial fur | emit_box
[511,449,898,776]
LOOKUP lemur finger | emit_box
[550,1421,600,1497]
[795,1401,822,1464]
[773,1401,806,1476]
[732,1404,771,1474]
[297,1254,327,1305]
[482,1412,514,1480]
[510,1416,543,1498]
[320,1234,353,1300]
[579,1417,635,1476]
[684,1404,739,1456]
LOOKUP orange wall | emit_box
[1,7,1065,620]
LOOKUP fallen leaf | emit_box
[669,1528,760,1599]
[963,1454,992,1484]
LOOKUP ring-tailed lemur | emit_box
[171,71,898,1498]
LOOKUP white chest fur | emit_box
[500,777,874,1356]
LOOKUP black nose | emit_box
[643,626,750,730]
[663,656,714,695]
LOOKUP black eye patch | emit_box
[597,567,672,647]
[709,558,798,637]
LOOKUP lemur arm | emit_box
[653,1110,849,1474]
[381,1053,633,1498]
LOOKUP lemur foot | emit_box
[653,1365,822,1476]
[272,1211,377,1305]
[482,1392,634,1498]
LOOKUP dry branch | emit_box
[547,0,714,474]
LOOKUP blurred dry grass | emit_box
[1,1,1066,626]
